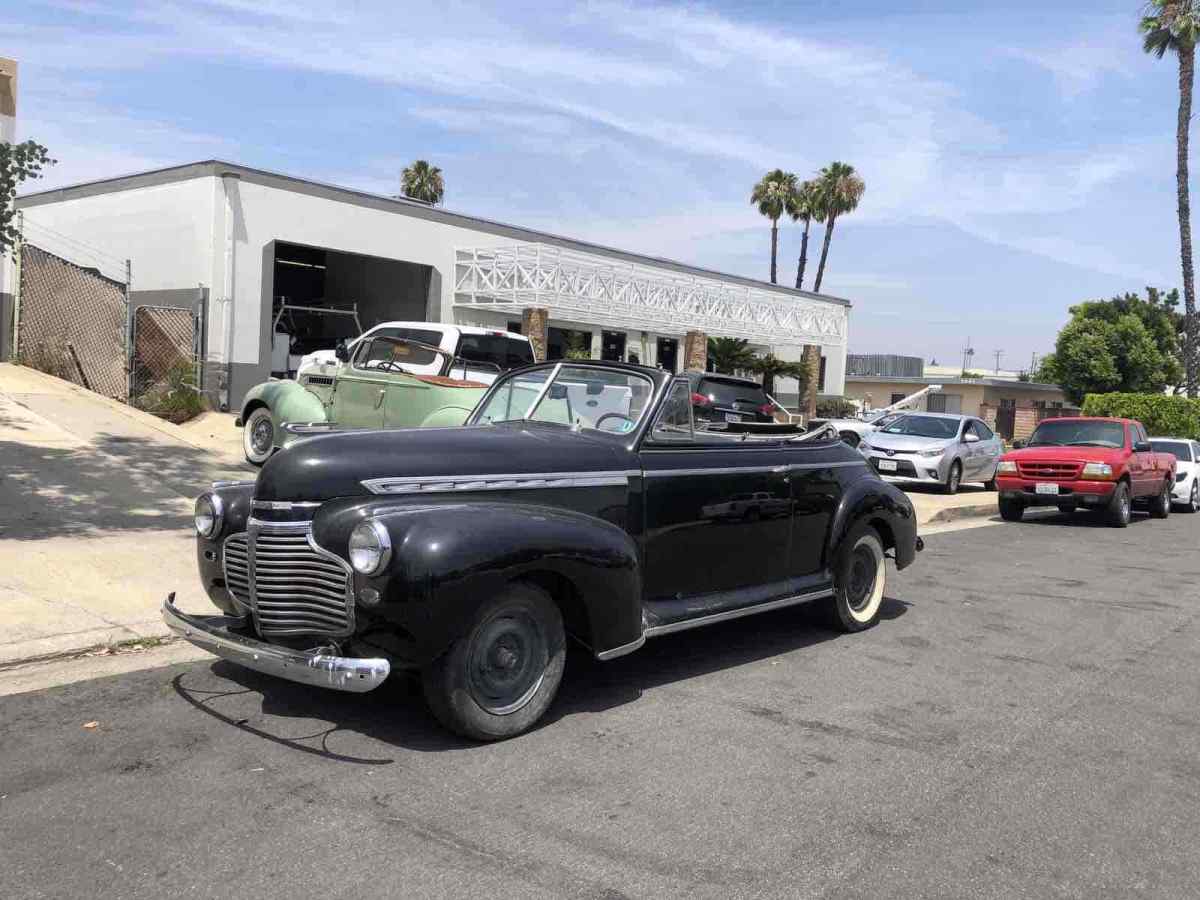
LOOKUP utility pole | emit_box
[993,349,1003,373]
[960,338,975,373]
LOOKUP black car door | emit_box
[639,378,792,602]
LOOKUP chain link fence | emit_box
[131,306,198,397]
[16,244,129,399]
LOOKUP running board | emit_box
[595,588,834,661]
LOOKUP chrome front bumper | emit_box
[162,594,390,693]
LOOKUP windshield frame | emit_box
[467,360,668,439]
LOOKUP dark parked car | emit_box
[687,371,778,424]
[166,360,923,741]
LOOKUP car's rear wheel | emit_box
[839,430,860,448]
[1149,479,1172,519]
[422,582,566,741]
[1187,480,1199,513]
[999,498,1024,521]
[1106,481,1132,528]
[827,524,886,632]
[942,461,962,495]
[242,407,275,467]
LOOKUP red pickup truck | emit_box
[995,417,1177,527]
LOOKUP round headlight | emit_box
[194,493,223,537]
[349,520,391,575]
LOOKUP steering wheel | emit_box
[595,412,635,432]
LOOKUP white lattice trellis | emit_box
[453,243,847,347]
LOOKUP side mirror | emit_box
[963,432,980,444]
[334,340,350,363]
[1012,438,1026,449]
[1133,440,1152,453]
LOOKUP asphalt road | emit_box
[4,510,1200,899]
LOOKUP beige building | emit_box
[844,374,1074,441]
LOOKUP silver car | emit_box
[859,412,1003,494]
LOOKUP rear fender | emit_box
[312,500,642,666]
[826,477,919,570]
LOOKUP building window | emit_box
[818,356,827,393]
[547,327,593,360]
[507,320,522,335]
[890,393,906,405]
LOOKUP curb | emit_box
[924,502,998,526]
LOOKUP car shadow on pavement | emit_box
[170,596,910,758]
[1014,509,1154,528]
[0,435,251,541]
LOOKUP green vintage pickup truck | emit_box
[238,335,499,465]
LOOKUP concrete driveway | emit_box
[0,364,251,663]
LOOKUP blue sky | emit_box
[3,0,1186,369]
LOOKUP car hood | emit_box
[254,422,636,502]
[864,432,955,453]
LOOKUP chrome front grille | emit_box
[223,533,251,609]
[231,519,353,638]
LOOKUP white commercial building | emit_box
[14,160,851,408]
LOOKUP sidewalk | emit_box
[0,364,250,665]
[906,484,998,526]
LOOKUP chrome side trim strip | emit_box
[212,479,255,489]
[247,517,313,531]
[595,634,647,661]
[251,500,323,511]
[643,589,833,637]
[362,470,639,495]
[643,461,866,478]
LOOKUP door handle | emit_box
[375,389,386,409]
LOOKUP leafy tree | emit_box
[812,161,865,293]
[750,353,806,396]
[1,140,55,255]
[1040,290,1184,403]
[400,159,444,205]
[706,336,756,374]
[790,179,821,290]
[750,169,798,284]
[1142,1,1200,396]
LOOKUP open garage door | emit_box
[269,242,435,376]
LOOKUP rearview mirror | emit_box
[1011,438,1026,449]
[334,340,350,363]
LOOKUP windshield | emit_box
[473,364,656,433]
[880,415,960,439]
[1151,440,1192,461]
[1028,420,1125,448]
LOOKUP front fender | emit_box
[241,380,328,446]
[312,500,642,666]
[195,480,256,615]
[827,475,919,570]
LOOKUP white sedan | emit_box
[1150,437,1200,512]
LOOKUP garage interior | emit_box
[269,241,434,374]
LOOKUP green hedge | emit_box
[816,396,859,418]
[1081,392,1200,439]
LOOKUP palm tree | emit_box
[791,179,822,290]
[1142,1,1200,397]
[401,160,445,205]
[811,162,866,294]
[707,337,756,374]
[750,169,798,284]
[750,353,806,397]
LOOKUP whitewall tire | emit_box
[243,407,276,467]
[828,525,887,632]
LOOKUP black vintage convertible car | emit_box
[166,360,923,740]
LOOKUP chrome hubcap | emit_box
[251,418,273,454]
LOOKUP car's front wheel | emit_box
[1187,480,1199,513]
[1106,481,1132,528]
[827,524,886,632]
[999,498,1024,522]
[242,407,276,467]
[839,430,861,448]
[422,582,566,741]
[942,460,962,495]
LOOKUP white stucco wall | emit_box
[19,178,215,288]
